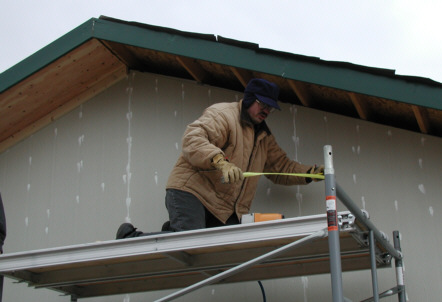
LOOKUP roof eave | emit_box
[93,17,442,111]
[0,18,95,93]
[1,16,441,111]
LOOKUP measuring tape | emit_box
[243,172,324,180]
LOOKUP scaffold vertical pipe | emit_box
[393,231,406,302]
[369,230,380,302]
[323,145,344,302]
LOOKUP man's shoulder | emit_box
[204,102,240,118]
[208,101,239,111]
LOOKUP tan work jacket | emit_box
[166,101,312,223]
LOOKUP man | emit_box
[0,194,5,253]
[0,193,6,302]
[117,78,323,238]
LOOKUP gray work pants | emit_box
[165,189,239,232]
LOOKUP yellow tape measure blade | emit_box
[243,172,324,180]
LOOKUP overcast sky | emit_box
[1,1,441,83]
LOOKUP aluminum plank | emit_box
[0,211,390,299]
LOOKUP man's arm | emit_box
[181,107,230,169]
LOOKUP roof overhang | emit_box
[1,16,441,153]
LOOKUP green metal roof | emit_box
[1,16,441,111]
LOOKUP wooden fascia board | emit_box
[0,64,127,154]
[0,19,95,93]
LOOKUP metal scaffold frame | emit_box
[0,145,406,302]
[323,145,405,302]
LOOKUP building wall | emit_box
[0,71,441,301]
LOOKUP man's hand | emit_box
[212,154,244,184]
[309,164,324,182]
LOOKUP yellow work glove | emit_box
[211,154,244,184]
[308,164,324,182]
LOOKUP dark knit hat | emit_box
[243,78,281,110]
